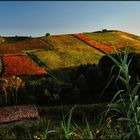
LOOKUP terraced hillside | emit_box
[39,34,103,67]
[0,30,140,79]
[27,34,103,81]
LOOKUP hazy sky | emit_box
[0,1,140,37]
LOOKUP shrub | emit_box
[0,76,25,106]
[46,33,50,36]
[99,47,140,139]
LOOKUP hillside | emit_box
[1,30,140,136]
[0,30,140,80]
[84,30,140,52]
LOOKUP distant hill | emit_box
[0,30,140,81]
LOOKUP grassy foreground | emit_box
[0,103,107,139]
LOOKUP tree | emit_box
[102,29,107,32]
[46,33,50,36]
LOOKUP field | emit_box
[2,54,47,78]
[112,30,140,41]
[73,33,114,53]
[30,34,104,82]
[37,35,103,67]
[84,31,140,52]
[0,38,50,54]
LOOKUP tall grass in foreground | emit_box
[61,106,96,139]
[99,47,140,139]
[61,106,75,139]
[24,106,96,139]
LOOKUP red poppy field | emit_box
[2,55,47,78]
[73,33,114,53]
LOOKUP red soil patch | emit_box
[73,34,114,53]
[0,105,39,123]
[2,55,47,78]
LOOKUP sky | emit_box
[0,1,140,37]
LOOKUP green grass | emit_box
[31,49,101,69]
[37,103,107,119]
[40,34,103,65]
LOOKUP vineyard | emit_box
[0,30,139,79]
[2,55,47,78]
[73,33,114,53]
[84,31,140,52]
[39,34,104,67]
[0,31,139,79]
[32,35,105,82]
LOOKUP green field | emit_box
[27,34,103,82]
[40,34,103,65]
